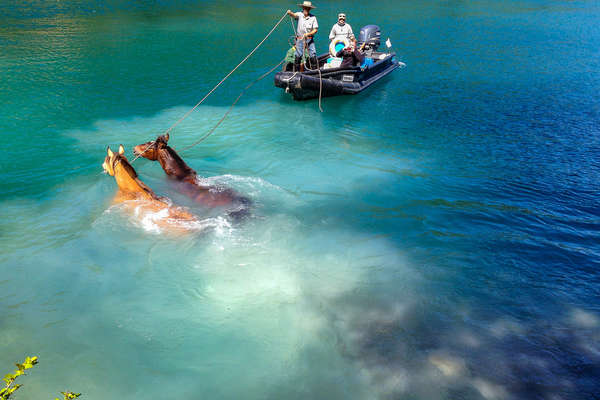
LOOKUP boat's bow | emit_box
[274,71,300,90]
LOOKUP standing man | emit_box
[329,13,355,53]
[287,1,319,70]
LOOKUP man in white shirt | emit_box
[287,1,319,70]
[329,13,355,51]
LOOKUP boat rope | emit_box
[131,11,289,162]
[298,37,324,112]
[179,57,286,153]
[317,66,323,112]
[285,14,323,112]
[290,15,297,35]
[162,11,288,137]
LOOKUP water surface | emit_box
[1,1,599,399]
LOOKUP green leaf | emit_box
[20,356,38,370]
[60,391,81,400]
[23,357,37,368]
[7,384,21,394]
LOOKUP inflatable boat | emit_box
[274,25,405,100]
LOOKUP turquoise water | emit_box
[1,1,599,399]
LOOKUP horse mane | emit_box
[114,154,158,199]
[161,146,197,177]
[115,154,138,178]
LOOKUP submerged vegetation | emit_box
[1,357,80,400]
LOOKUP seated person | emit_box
[284,44,296,71]
[329,13,355,50]
[335,42,365,68]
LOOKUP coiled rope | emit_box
[289,9,323,112]
[295,36,324,113]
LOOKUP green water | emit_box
[1,1,600,399]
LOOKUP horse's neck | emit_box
[114,163,157,201]
[159,147,197,180]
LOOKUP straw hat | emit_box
[298,1,316,9]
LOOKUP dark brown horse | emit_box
[133,134,250,216]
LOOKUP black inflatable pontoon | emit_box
[274,25,405,100]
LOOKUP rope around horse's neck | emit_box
[130,11,289,163]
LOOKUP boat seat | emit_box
[325,57,342,69]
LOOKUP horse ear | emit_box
[165,133,170,142]
[118,144,125,155]
[107,146,114,157]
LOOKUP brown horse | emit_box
[102,144,200,233]
[133,134,250,216]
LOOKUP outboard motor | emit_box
[358,25,381,51]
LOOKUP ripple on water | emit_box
[2,1,600,398]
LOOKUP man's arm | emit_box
[329,25,336,40]
[303,27,318,39]
[286,9,298,19]
[306,18,318,38]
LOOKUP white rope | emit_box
[317,67,323,112]
[296,37,324,112]
[283,71,299,81]
[289,34,323,112]
[131,11,289,163]
[163,11,288,136]
[290,13,297,34]
[180,58,286,153]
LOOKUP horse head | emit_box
[102,144,201,232]
[103,144,160,201]
[102,144,128,176]
[130,135,249,216]
[133,133,197,182]
[103,144,141,184]
[133,133,170,161]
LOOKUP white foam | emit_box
[138,206,169,234]
[199,174,281,189]
[568,308,599,329]
[472,378,508,400]
[103,200,229,236]
[195,174,297,206]
[360,364,409,396]
[428,353,467,377]
[488,317,525,338]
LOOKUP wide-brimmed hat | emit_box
[298,1,316,9]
